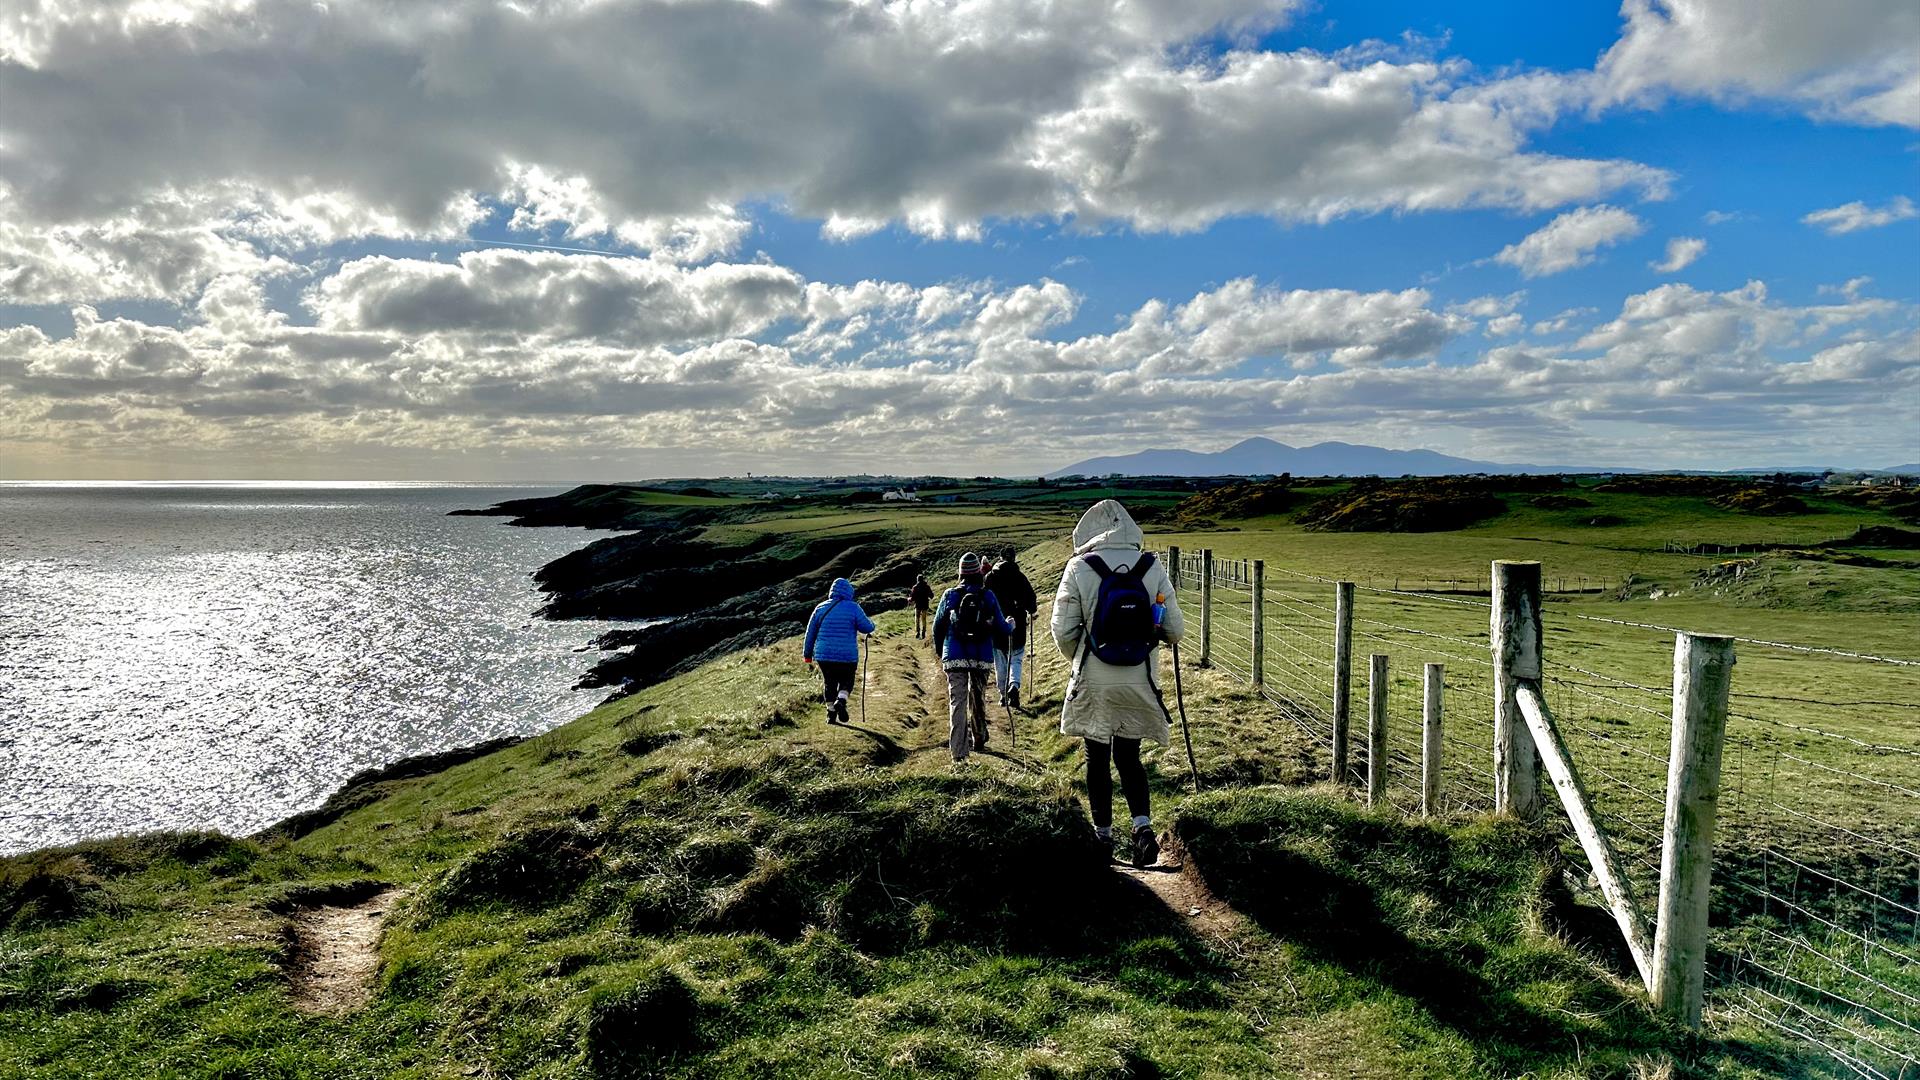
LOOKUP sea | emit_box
[0,483,617,855]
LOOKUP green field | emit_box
[3,478,1913,1077]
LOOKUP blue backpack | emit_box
[1081,553,1157,666]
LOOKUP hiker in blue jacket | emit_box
[803,577,876,725]
[931,552,1014,763]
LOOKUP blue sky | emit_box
[0,0,1915,478]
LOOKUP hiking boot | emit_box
[1130,826,1160,870]
[835,700,851,725]
[824,706,840,726]
[1007,686,1021,711]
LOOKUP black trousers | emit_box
[818,661,857,705]
[1085,737,1150,830]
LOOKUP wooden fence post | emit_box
[1332,581,1355,785]
[1198,549,1213,667]
[1652,633,1736,1028]
[1250,560,1265,689]
[1167,546,1180,591]
[1368,653,1389,808]
[1492,560,1542,820]
[1422,662,1444,816]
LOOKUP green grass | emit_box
[7,484,1907,1077]
[0,606,1819,1079]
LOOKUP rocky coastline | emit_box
[463,485,1026,698]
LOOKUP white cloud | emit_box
[0,0,1669,284]
[1171,280,1469,371]
[1801,196,1919,234]
[309,251,807,347]
[1598,0,1920,128]
[1494,206,1646,277]
[8,252,1912,474]
[1029,50,1667,230]
[1650,236,1706,273]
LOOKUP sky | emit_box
[0,0,1916,480]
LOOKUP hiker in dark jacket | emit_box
[932,552,1013,763]
[984,550,1038,710]
[909,573,934,639]
[803,577,876,725]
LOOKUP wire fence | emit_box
[1167,547,1920,1077]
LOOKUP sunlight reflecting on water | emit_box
[0,485,613,853]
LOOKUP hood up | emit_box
[828,577,855,601]
[1072,499,1143,555]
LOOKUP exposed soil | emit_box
[1114,835,1250,947]
[286,888,399,1016]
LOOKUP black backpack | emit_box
[954,588,989,642]
[1082,553,1156,666]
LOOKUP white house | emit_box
[881,488,920,502]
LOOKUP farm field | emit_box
[1136,479,1918,1075]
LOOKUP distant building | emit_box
[881,488,920,502]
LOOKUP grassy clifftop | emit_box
[18,475,1906,1078]
[2,589,1809,1077]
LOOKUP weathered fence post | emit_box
[1167,546,1180,591]
[1367,653,1389,808]
[1652,632,1736,1028]
[1332,581,1355,785]
[1492,560,1542,820]
[1250,560,1265,689]
[1422,662,1444,816]
[1198,549,1213,667]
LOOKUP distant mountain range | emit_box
[1046,438,1623,478]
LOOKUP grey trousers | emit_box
[945,668,989,761]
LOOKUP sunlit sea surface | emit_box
[0,483,615,854]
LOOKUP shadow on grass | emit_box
[1176,789,1807,1077]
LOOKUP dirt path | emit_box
[1112,838,1251,949]
[862,617,1252,947]
[287,889,399,1016]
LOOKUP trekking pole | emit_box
[860,635,869,726]
[1171,641,1202,794]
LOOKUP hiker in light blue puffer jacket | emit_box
[804,577,875,725]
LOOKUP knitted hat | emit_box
[958,551,982,577]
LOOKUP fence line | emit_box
[1163,544,1918,1073]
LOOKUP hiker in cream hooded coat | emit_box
[1052,500,1185,744]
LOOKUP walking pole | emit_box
[860,634,869,726]
[1171,641,1201,794]
[1026,609,1037,702]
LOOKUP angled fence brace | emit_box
[1515,682,1656,992]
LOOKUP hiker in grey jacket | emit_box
[1052,499,1184,866]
